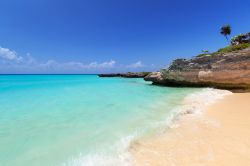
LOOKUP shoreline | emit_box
[130,91,250,165]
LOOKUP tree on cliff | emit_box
[220,25,231,43]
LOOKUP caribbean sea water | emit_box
[0,75,201,166]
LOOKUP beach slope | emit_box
[131,93,250,166]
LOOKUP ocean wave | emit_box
[62,134,136,166]
[181,88,232,114]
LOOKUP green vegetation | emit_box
[220,25,231,43]
[196,27,250,57]
[196,53,210,57]
[231,33,250,45]
[197,43,250,57]
[127,72,150,75]
[197,50,211,57]
[215,43,250,54]
[201,50,209,54]
[140,72,151,75]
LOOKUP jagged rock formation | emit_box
[98,72,150,78]
[144,47,250,92]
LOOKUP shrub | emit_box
[216,43,250,54]
[231,32,250,45]
[197,53,209,57]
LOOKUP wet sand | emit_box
[131,93,250,166]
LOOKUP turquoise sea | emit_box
[0,75,201,166]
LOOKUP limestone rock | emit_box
[144,47,250,92]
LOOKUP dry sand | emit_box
[131,93,250,166]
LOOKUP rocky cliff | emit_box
[144,47,250,92]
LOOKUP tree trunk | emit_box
[225,35,231,45]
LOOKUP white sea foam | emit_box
[62,134,136,166]
[148,88,232,132]
[180,88,232,114]
[62,88,232,166]
[159,88,232,131]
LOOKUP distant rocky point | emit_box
[145,47,250,92]
[98,72,150,78]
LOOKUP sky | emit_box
[0,0,250,74]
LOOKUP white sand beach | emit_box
[131,93,250,166]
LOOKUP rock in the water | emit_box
[144,47,250,92]
[144,72,165,84]
[98,72,150,78]
[98,73,121,77]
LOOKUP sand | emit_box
[131,93,250,166]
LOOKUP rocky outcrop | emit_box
[144,47,250,92]
[98,72,150,78]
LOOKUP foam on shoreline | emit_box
[151,88,232,131]
[180,88,232,114]
[64,88,232,166]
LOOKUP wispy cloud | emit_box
[0,46,151,73]
[126,61,144,68]
[86,60,116,69]
[0,46,23,61]
[39,60,116,70]
[0,46,120,73]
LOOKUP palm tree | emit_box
[220,25,231,43]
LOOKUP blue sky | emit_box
[0,0,250,74]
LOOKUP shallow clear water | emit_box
[0,75,199,166]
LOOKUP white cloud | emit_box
[126,61,144,68]
[0,46,151,73]
[39,60,58,68]
[85,60,116,69]
[0,46,23,61]
[38,60,116,70]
